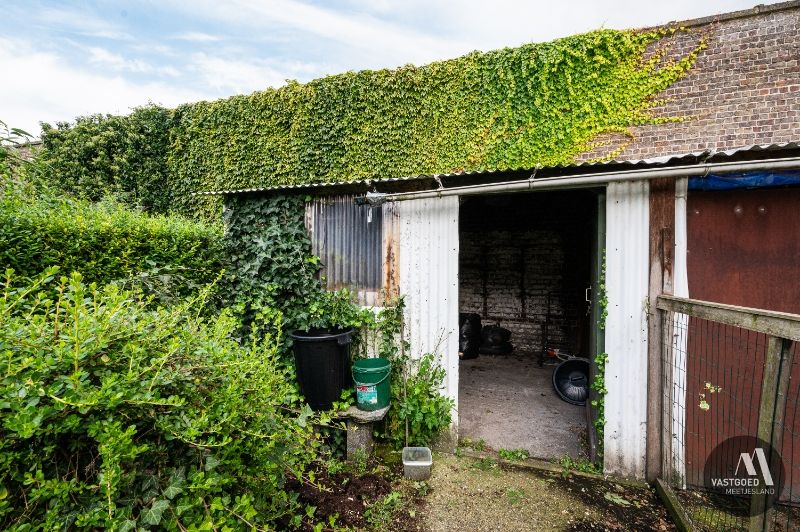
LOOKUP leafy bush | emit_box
[38,105,172,213]
[0,179,224,298]
[383,353,454,449]
[368,301,454,449]
[0,269,318,530]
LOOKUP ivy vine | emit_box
[169,27,705,217]
[221,194,321,334]
[591,251,608,462]
[39,28,705,219]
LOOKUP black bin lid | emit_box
[552,358,590,406]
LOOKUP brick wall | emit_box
[459,192,595,356]
[579,2,800,162]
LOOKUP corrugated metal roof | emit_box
[193,142,800,196]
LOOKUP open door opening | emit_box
[457,189,602,460]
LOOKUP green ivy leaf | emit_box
[141,499,170,526]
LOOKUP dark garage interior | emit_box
[457,190,598,459]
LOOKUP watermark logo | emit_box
[704,436,785,515]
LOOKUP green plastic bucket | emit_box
[352,357,391,411]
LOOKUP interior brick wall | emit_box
[459,192,595,356]
[579,2,800,162]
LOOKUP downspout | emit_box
[356,157,800,203]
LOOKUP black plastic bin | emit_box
[290,328,353,411]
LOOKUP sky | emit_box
[1,0,771,137]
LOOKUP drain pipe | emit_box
[357,157,800,204]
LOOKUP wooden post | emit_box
[750,336,792,532]
[647,178,675,482]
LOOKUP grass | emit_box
[421,452,675,531]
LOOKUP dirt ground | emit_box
[420,453,676,531]
[283,449,675,531]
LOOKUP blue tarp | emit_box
[689,170,800,191]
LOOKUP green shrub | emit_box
[0,180,224,298]
[382,352,454,449]
[0,269,318,530]
[38,105,172,213]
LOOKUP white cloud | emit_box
[188,53,325,94]
[163,0,472,67]
[0,38,204,136]
[37,6,132,40]
[161,0,766,71]
[173,32,223,42]
[86,47,180,77]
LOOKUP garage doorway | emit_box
[457,190,603,460]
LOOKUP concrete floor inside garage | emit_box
[458,355,586,459]
[457,191,599,460]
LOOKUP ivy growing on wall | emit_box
[167,27,704,217]
[39,28,705,219]
[222,194,322,332]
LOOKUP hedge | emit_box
[38,105,172,213]
[0,182,224,294]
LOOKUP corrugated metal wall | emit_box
[397,197,460,423]
[306,196,385,306]
[604,180,651,479]
[305,194,460,427]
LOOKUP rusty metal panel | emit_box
[687,187,800,314]
[305,196,383,305]
[396,197,460,426]
[381,202,401,300]
[603,179,650,479]
[681,185,800,496]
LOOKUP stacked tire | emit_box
[479,324,513,355]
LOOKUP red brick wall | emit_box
[579,2,800,162]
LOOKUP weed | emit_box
[349,449,368,475]
[325,458,346,476]
[470,457,498,472]
[364,491,403,529]
[499,448,530,461]
[506,488,525,506]
[558,455,602,477]
[459,437,487,452]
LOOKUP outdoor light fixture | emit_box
[355,191,388,206]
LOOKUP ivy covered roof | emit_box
[170,27,707,215]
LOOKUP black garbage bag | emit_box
[459,313,482,359]
[481,324,512,346]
